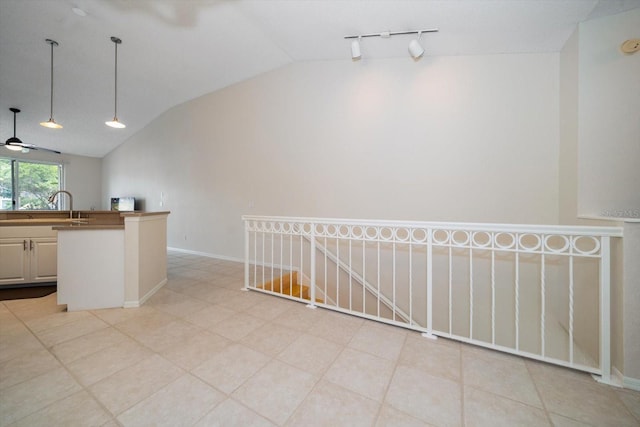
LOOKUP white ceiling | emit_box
[1,0,638,158]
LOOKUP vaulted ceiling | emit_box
[1,0,638,158]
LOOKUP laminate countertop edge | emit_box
[53,225,125,231]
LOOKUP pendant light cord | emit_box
[49,41,54,119]
[114,41,118,118]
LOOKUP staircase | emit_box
[258,271,319,302]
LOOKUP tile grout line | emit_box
[3,301,122,426]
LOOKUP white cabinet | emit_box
[0,226,57,286]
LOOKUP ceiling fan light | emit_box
[40,118,63,129]
[5,144,23,151]
[105,118,126,129]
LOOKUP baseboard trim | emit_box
[122,278,167,309]
[167,247,243,263]
[612,366,640,391]
[623,375,640,391]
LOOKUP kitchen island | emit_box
[54,211,170,311]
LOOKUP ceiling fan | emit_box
[2,107,61,154]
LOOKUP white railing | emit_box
[243,215,623,382]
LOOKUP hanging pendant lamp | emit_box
[105,36,125,128]
[40,39,63,129]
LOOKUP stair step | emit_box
[257,272,322,303]
[258,271,297,293]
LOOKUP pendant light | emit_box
[40,39,63,129]
[105,36,125,128]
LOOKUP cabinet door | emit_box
[29,238,58,283]
[0,238,29,285]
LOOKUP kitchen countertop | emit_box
[0,211,170,227]
[0,218,97,226]
[52,224,125,231]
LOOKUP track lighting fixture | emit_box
[408,31,425,59]
[40,39,63,129]
[351,36,362,61]
[344,28,437,60]
[106,36,125,129]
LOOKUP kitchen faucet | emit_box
[48,190,73,218]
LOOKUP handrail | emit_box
[242,215,624,237]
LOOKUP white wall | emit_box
[103,53,560,260]
[578,9,640,218]
[3,150,102,210]
[559,29,580,225]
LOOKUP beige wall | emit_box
[103,53,560,260]
[559,29,580,225]
[3,150,102,211]
[578,9,640,217]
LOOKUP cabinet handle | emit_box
[30,240,34,251]
[24,240,28,251]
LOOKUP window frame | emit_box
[0,156,64,211]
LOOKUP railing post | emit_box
[422,227,437,340]
[307,222,317,308]
[242,220,249,291]
[595,236,611,384]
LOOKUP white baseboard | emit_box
[623,375,640,391]
[122,278,167,308]
[612,366,640,391]
[167,247,244,263]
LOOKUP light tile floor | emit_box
[1,251,639,427]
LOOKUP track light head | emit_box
[345,28,436,61]
[408,31,424,59]
[351,37,362,61]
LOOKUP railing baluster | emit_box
[541,249,546,357]
[363,240,366,316]
[569,248,574,365]
[324,236,328,301]
[244,224,249,290]
[289,230,293,296]
[377,239,381,318]
[515,248,520,351]
[491,234,496,345]
[469,237,473,340]
[308,225,316,307]
[409,234,413,327]
[336,238,339,308]
[449,241,452,335]
[427,228,433,333]
[299,227,303,296]
[393,240,397,322]
[349,236,352,311]
[270,229,274,290]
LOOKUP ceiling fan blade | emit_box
[4,108,62,155]
[29,145,62,155]
[19,142,62,154]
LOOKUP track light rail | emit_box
[344,28,438,39]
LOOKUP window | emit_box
[0,158,63,210]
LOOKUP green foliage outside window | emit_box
[0,158,61,210]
